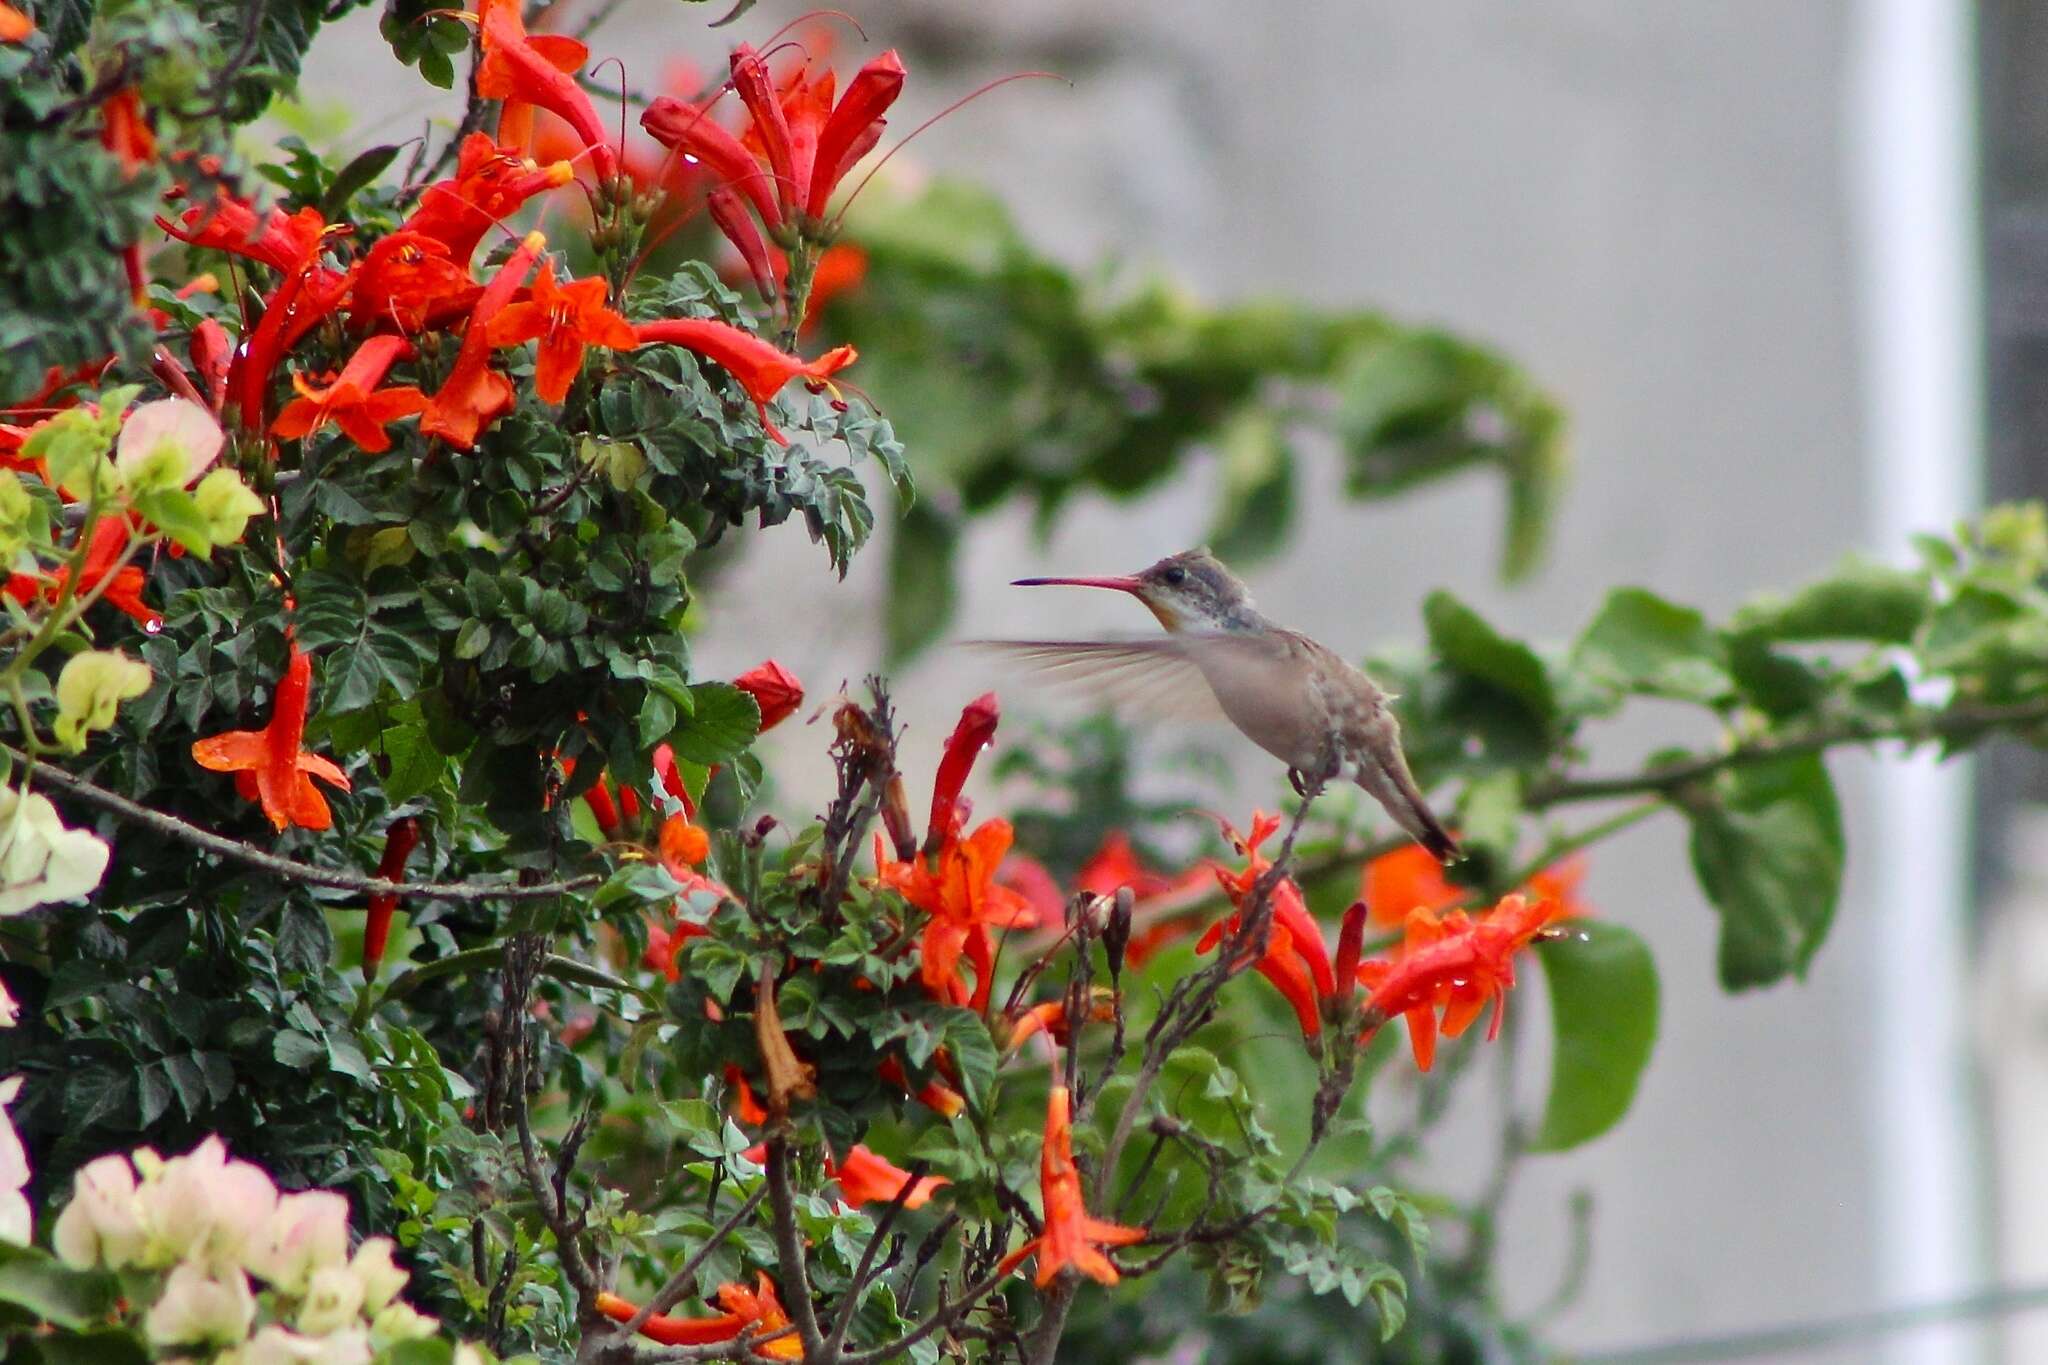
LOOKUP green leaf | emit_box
[27,1330,148,1365]
[886,500,957,664]
[1731,557,1929,643]
[319,143,402,221]
[1423,591,1556,724]
[1574,587,1732,704]
[380,725,446,804]
[0,1244,118,1330]
[1686,755,1844,988]
[1531,922,1660,1150]
[666,683,761,765]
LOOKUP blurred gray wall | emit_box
[296,3,1990,1359]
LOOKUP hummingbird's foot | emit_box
[1288,766,1328,800]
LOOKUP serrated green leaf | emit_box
[667,682,760,765]
[1531,921,1659,1150]
[381,725,446,804]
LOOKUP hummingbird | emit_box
[981,548,1459,863]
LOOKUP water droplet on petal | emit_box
[143,616,162,635]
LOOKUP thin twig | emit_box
[762,1137,828,1361]
[8,746,599,901]
[821,1160,929,1356]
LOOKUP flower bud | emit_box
[925,692,998,856]
[193,467,265,545]
[144,1264,255,1348]
[733,659,803,731]
[53,649,151,751]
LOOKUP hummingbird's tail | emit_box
[1355,752,1461,865]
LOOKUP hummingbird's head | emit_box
[1012,547,1257,632]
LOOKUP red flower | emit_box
[723,1062,768,1126]
[925,692,997,854]
[1358,894,1562,1071]
[0,4,32,42]
[1003,993,1115,1055]
[189,320,232,412]
[161,195,328,276]
[1362,841,1590,927]
[350,231,479,335]
[998,1087,1143,1287]
[631,318,855,445]
[420,231,544,449]
[6,517,157,628]
[877,819,1038,1012]
[484,261,637,404]
[471,0,616,179]
[400,133,574,268]
[272,335,429,453]
[224,216,351,432]
[1189,813,1338,1042]
[828,1145,948,1210]
[362,817,420,980]
[732,659,804,731]
[100,88,156,176]
[190,641,351,831]
[595,1275,799,1357]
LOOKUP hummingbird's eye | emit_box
[1161,566,1187,587]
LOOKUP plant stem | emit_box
[3,744,600,902]
[763,1136,828,1362]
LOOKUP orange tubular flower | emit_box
[350,231,478,335]
[595,1275,798,1356]
[1208,812,1336,996]
[659,814,710,880]
[484,261,636,404]
[1358,894,1563,1071]
[877,819,1039,1013]
[100,88,156,175]
[829,1145,948,1210]
[0,4,32,41]
[732,659,804,731]
[999,1087,1143,1287]
[925,692,998,855]
[1363,841,1591,926]
[631,319,855,446]
[362,817,420,980]
[400,132,574,267]
[272,335,429,453]
[472,0,615,179]
[191,641,352,831]
[6,518,157,629]
[160,195,328,276]
[420,231,544,449]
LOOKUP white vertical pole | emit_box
[1846,2,1984,1362]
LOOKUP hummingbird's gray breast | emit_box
[1184,630,1346,772]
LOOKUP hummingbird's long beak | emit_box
[1010,575,1144,594]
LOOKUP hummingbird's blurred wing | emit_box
[965,636,1251,724]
